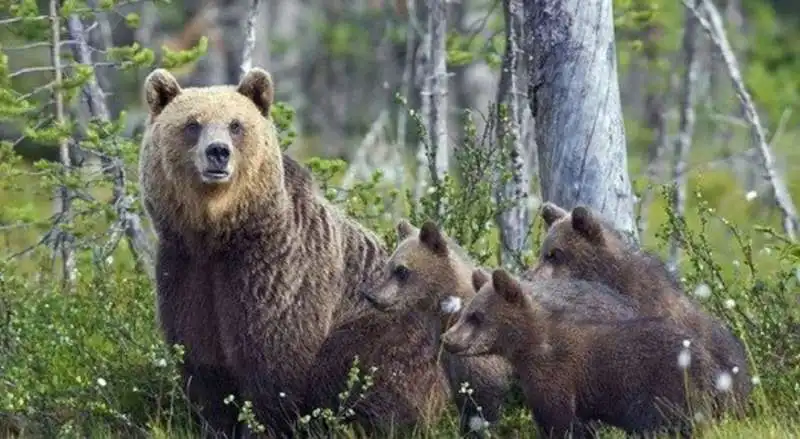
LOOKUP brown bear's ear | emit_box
[419,220,448,256]
[144,69,182,118]
[541,202,568,228]
[571,206,604,244]
[237,68,274,117]
[396,219,418,241]
[492,269,523,304]
[471,268,490,292]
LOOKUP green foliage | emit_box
[1,0,800,437]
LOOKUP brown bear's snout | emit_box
[202,142,232,182]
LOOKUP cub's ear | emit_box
[471,268,490,292]
[419,220,448,256]
[237,68,274,117]
[396,219,418,241]
[541,202,568,228]
[144,69,182,118]
[570,206,604,244]
[492,269,523,304]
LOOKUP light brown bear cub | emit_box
[362,219,514,437]
[139,68,441,438]
[526,202,751,414]
[443,268,722,439]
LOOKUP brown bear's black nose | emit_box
[205,142,231,168]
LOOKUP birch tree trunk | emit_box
[524,0,638,240]
[415,0,448,203]
[50,0,76,291]
[495,0,531,269]
[668,1,702,272]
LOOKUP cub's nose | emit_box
[205,142,231,168]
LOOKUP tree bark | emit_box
[668,1,702,272]
[524,0,638,239]
[495,0,531,269]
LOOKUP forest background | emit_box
[1,0,800,437]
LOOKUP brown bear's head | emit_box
[142,67,280,226]
[525,202,628,285]
[362,219,477,319]
[442,268,534,357]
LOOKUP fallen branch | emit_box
[683,0,799,241]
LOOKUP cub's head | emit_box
[141,68,279,222]
[442,268,532,357]
[362,219,475,317]
[525,202,628,283]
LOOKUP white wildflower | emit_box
[732,366,740,375]
[440,296,463,314]
[468,415,489,431]
[745,190,757,202]
[715,371,733,392]
[682,339,692,348]
[692,283,711,299]
[724,299,736,310]
[751,376,761,386]
[96,378,107,387]
[279,392,286,398]
[155,358,167,368]
[677,348,691,369]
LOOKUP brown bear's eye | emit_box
[546,248,565,264]
[393,265,410,282]
[229,119,244,136]
[184,120,201,139]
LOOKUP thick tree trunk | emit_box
[524,0,638,239]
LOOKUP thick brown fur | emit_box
[139,68,443,437]
[443,269,726,438]
[363,220,644,437]
[524,203,751,414]
[362,219,513,437]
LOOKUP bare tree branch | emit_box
[668,0,702,272]
[240,0,261,78]
[682,0,799,241]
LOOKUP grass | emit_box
[1,137,799,438]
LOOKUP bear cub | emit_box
[526,202,751,414]
[362,219,513,437]
[443,268,724,439]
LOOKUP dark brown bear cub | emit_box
[361,219,643,437]
[443,268,722,439]
[526,202,751,414]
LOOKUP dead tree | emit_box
[65,15,155,280]
[414,0,449,203]
[668,0,702,272]
[684,0,799,241]
[524,0,638,239]
[49,0,76,291]
[495,0,531,268]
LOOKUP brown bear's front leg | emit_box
[182,362,242,439]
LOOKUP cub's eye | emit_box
[229,119,244,136]
[393,265,410,282]
[545,248,565,264]
[467,311,484,325]
[184,120,202,138]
